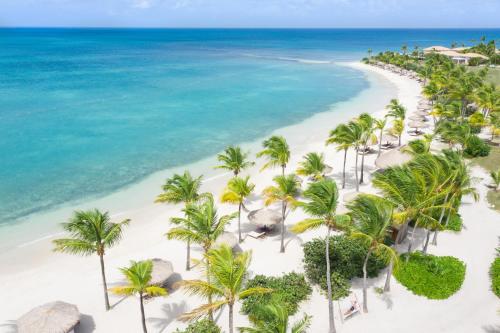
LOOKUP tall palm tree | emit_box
[347,194,398,312]
[491,169,500,192]
[291,179,350,333]
[221,176,255,242]
[156,171,207,271]
[111,260,167,333]
[257,136,290,176]
[239,303,311,333]
[53,209,130,311]
[167,195,236,319]
[296,152,329,180]
[386,99,406,121]
[357,113,376,184]
[263,174,301,253]
[389,118,404,147]
[326,123,356,189]
[179,245,272,333]
[374,118,387,157]
[476,83,499,118]
[215,146,255,177]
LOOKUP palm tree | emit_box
[179,245,272,333]
[476,83,499,118]
[389,119,404,147]
[215,146,255,177]
[239,303,311,333]
[326,123,357,189]
[386,99,406,121]
[263,174,301,253]
[296,152,329,180]
[53,209,130,311]
[347,194,398,312]
[167,195,236,319]
[111,260,167,333]
[156,171,207,271]
[374,118,387,157]
[357,113,376,184]
[291,179,350,333]
[221,176,255,242]
[257,136,290,176]
[491,169,500,191]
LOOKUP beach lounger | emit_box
[247,231,266,239]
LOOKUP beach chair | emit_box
[338,293,361,323]
[247,231,266,239]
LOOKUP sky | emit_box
[1,0,499,28]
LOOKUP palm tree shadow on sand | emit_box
[148,301,187,333]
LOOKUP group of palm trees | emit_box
[50,46,497,333]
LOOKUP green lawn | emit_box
[469,66,500,86]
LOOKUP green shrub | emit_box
[241,272,312,324]
[464,135,491,157]
[174,319,221,333]
[302,236,387,297]
[490,254,500,298]
[445,213,462,232]
[394,252,466,299]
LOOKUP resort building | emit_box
[423,46,489,65]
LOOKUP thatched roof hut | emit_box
[17,301,80,333]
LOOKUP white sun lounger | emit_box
[247,231,266,239]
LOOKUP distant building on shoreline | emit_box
[423,46,490,65]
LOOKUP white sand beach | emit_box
[0,62,498,333]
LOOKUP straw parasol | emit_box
[248,208,281,229]
[213,231,238,249]
[409,121,430,130]
[380,133,398,146]
[18,301,80,333]
[409,115,427,121]
[375,148,412,169]
[323,165,333,174]
[150,259,174,286]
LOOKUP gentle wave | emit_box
[240,53,333,64]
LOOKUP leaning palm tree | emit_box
[491,169,500,191]
[296,152,329,180]
[111,260,167,333]
[291,179,350,333]
[167,194,236,319]
[257,136,290,176]
[53,209,130,311]
[215,146,255,177]
[357,113,377,184]
[263,174,301,253]
[326,123,357,189]
[156,171,207,271]
[347,194,398,312]
[179,245,272,333]
[221,176,255,242]
[238,303,311,333]
[389,118,404,147]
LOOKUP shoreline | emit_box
[0,61,395,255]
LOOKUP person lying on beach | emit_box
[344,300,359,316]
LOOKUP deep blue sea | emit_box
[1,28,499,226]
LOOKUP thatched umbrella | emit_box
[343,191,366,203]
[248,208,281,230]
[375,148,412,169]
[380,133,398,147]
[408,121,430,132]
[323,165,333,175]
[409,115,427,121]
[150,258,174,286]
[18,301,80,333]
[213,231,238,249]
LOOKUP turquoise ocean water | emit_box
[0,28,499,231]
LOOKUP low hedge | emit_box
[302,235,387,298]
[174,319,221,333]
[241,272,312,324]
[394,252,466,299]
[464,135,491,158]
[490,251,500,298]
[445,213,463,232]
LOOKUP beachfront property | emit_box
[423,45,490,65]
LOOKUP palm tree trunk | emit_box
[325,227,336,333]
[228,302,234,333]
[280,201,286,253]
[238,203,243,243]
[384,259,393,292]
[362,248,373,313]
[354,147,359,192]
[139,293,147,333]
[360,144,366,184]
[99,253,111,311]
[282,164,285,177]
[432,193,449,246]
[186,240,191,271]
[205,249,213,321]
[398,134,401,147]
[422,229,431,254]
[406,222,419,262]
[342,148,348,189]
[378,129,383,157]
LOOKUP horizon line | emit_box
[1,26,500,30]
